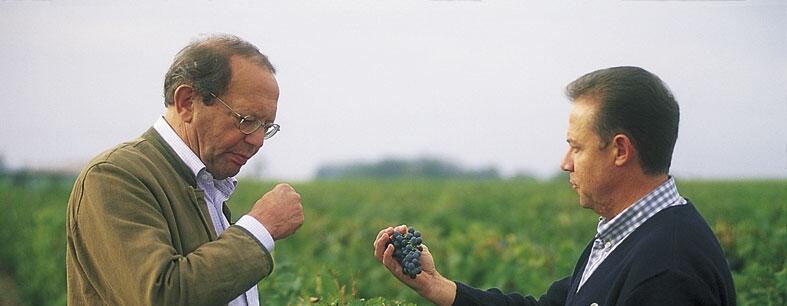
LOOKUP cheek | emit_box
[199,130,232,160]
[216,133,249,156]
[573,155,596,183]
[203,119,235,144]
[579,159,609,187]
[573,154,586,174]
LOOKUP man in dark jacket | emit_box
[373,66,736,305]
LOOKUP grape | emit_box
[388,226,425,279]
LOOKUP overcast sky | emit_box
[1,0,785,181]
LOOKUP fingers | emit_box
[394,224,408,234]
[381,244,400,273]
[373,225,405,263]
[250,183,304,240]
[375,227,393,243]
[373,225,409,271]
[274,182,295,192]
[374,228,392,261]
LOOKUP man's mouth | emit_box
[229,153,251,166]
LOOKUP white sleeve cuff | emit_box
[236,215,275,252]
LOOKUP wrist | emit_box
[417,272,456,306]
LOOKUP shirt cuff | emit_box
[236,215,275,252]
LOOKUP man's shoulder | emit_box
[616,202,736,304]
[637,202,716,246]
[74,128,194,190]
[622,202,729,280]
[82,136,158,172]
[67,136,165,221]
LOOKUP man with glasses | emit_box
[67,34,303,306]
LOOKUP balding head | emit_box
[163,34,276,107]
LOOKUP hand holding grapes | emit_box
[373,225,457,305]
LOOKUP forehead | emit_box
[567,97,600,140]
[226,56,279,118]
[229,56,279,99]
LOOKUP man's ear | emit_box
[612,134,634,167]
[173,85,197,123]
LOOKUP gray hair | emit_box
[163,34,275,107]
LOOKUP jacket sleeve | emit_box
[452,276,570,306]
[621,270,723,306]
[68,161,273,306]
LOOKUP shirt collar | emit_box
[153,116,238,188]
[595,176,686,244]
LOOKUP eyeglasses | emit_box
[210,92,280,139]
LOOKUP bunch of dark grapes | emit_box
[388,226,424,279]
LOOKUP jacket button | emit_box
[590,303,599,306]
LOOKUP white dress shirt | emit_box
[154,117,275,305]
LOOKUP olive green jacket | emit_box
[66,128,273,306]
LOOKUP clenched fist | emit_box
[248,183,304,240]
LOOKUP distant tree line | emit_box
[0,155,76,188]
[315,157,500,179]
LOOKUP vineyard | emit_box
[0,177,784,305]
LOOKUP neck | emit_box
[601,173,668,219]
[164,111,198,156]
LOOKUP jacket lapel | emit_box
[222,203,233,225]
[142,127,218,240]
[187,186,218,240]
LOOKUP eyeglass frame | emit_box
[209,92,280,139]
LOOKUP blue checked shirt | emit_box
[577,177,687,290]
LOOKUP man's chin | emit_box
[207,165,241,180]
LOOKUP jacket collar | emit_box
[141,127,198,187]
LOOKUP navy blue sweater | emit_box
[453,202,736,306]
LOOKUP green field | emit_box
[1,177,784,305]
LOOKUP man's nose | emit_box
[560,150,573,172]
[245,129,265,148]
